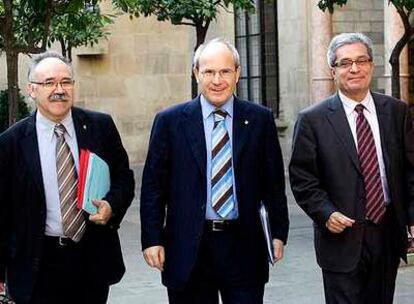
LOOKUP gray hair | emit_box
[327,33,374,68]
[193,37,240,70]
[28,51,73,81]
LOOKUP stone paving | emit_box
[108,167,414,303]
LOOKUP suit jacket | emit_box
[0,107,135,303]
[140,96,289,289]
[289,92,414,273]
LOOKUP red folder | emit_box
[77,149,91,209]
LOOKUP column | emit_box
[310,0,334,104]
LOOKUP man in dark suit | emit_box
[289,32,414,303]
[140,38,289,303]
[0,52,135,304]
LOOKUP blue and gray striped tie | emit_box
[211,109,235,218]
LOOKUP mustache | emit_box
[49,94,67,102]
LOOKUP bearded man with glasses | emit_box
[0,51,135,304]
[289,32,414,303]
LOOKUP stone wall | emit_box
[332,0,385,93]
[0,1,235,164]
[277,0,311,164]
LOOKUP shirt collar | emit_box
[36,110,75,142]
[200,94,234,120]
[339,90,374,117]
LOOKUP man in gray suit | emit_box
[289,32,414,303]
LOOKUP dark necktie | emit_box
[55,124,86,242]
[211,109,235,218]
[355,104,386,224]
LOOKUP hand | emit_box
[272,239,284,263]
[0,281,4,293]
[410,225,414,237]
[143,246,165,271]
[89,199,113,225]
[326,212,355,233]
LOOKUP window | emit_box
[235,1,280,117]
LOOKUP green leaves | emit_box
[49,6,114,49]
[0,1,115,57]
[390,0,414,11]
[112,0,255,25]
[317,0,348,13]
[0,88,30,133]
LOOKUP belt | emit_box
[205,220,238,232]
[44,235,75,247]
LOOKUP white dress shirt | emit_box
[36,110,80,236]
[339,90,390,203]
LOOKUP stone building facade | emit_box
[0,0,412,164]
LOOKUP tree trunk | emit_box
[389,54,401,100]
[192,22,210,98]
[388,31,410,100]
[60,38,67,58]
[6,50,19,126]
[387,5,412,100]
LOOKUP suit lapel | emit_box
[326,94,361,174]
[372,93,391,177]
[19,113,45,201]
[182,98,206,175]
[233,98,253,167]
[72,107,92,152]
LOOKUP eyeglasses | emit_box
[333,57,372,69]
[200,69,236,80]
[30,80,75,90]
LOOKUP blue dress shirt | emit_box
[200,95,239,220]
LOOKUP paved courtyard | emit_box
[108,167,414,303]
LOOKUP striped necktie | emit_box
[211,109,235,218]
[54,124,86,242]
[355,104,386,224]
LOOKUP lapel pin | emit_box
[244,120,249,125]
[83,125,87,130]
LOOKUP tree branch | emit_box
[394,4,411,34]
[39,0,55,51]
[177,21,196,26]
[3,0,13,49]
[218,2,233,14]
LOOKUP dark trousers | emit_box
[22,236,109,304]
[322,209,401,304]
[168,222,265,304]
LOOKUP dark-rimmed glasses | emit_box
[334,57,372,70]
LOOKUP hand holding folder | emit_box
[77,149,111,215]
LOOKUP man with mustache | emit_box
[0,52,135,304]
[289,32,414,303]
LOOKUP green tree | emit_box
[113,0,255,98]
[318,0,414,100]
[49,4,115,61]
[0,89,30,133]
[0,0,113,126]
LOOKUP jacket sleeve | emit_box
[289,113,338,227]
[263,110,289,244]
[101,116,135,228]
[140,113,169,250]
[404,105,414,225]
[0,134,10,283]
